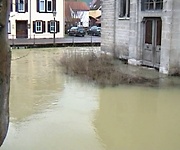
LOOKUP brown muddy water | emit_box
[1,47,180,150]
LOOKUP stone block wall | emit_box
[101,0,116,54]
[169,0,180,74]
[101,0,180,75]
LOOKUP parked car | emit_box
[67,26,86,37]
[87,26,101,36]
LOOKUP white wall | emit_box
[9,0,64,39]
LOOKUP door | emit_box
[142,18,162,68]
[16,20,28,38]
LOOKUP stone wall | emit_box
[101,0,130,58]
[101,0,115,54]
[101,0,180,75]
[169,0,180,74]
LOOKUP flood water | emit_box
[1,47,180,150]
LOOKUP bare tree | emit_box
[0,0,11,146]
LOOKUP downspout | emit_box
[113,0,117,58]
[29,0,31,39]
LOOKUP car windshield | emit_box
[91,26,98,29]
[71,27,78,30]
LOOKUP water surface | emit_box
[1,48,180,150]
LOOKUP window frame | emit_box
[18,0,25,12]
[39,0,45,12]
[47,0,53,12]
[50,20,56,33]
[119,0,130,19]
[8,21,11,34]
[142,0,163,11]
[35,21,43,33]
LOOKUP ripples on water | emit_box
[1,48,180,150]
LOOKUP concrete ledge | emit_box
[128,59,142,66]
[159,67,169,74]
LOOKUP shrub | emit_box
[59,51,157,87]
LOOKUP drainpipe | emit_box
[29,0,31,39]
[113,0,117,58]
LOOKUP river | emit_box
[1,47,180,150]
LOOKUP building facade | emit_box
[101,0,180,75]
[65,1,89,29]
[8,0,64,39]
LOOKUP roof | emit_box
[65,1,89,11]
[65,1,90,21]
[90,0,101,10]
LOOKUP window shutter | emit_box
[33,21,36,33]
[37,0,39,12]
[53,0,56,11]
[127,0,130,17]
[141,0,145,11]
[25,0,28,12]
[10,0,13,12]
[48,21,50,32]
[56,21,59,33]
[15,0,18,12]
[42,21,46,32]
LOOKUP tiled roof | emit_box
[65,1,89,11]
[65,1,89,21]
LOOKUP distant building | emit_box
[101,0,180,75]
[89,0,101,27]
[8,0,64,39]
[65,1,89,28]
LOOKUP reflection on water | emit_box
[10,48,64,122]
[95,86,180,150]
[1,48,180,150]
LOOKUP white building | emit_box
[8,0,64,39]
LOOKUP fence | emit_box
[8,34,101,48]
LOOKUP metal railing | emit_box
[8,34,101,48]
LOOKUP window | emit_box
[39,0,45,12]
[47,0,52,12]
[50,21,56,32]
[48,20,59,33]
[16,0,28,12]
[18,0,25,12]
[37,0,56,12]
[142,0,163,11]
[8,21,11,34]
[33,21,45,33]
[119,0,130,18]
[36,21,42,32]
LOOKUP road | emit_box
[9,35,101,47]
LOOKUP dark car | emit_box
[68,26,86,37]
[87,26,101,36]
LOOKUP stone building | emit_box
[101,0,180,74]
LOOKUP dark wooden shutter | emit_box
[25,0,28,12]
[33,21,36,33]
[48,21,50,32]
[10,0,13,12]
[56,21,59,33]
[53,0,56,11]
[15,0,18,12]
[42,21,46,32]
[37,0,39,12]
